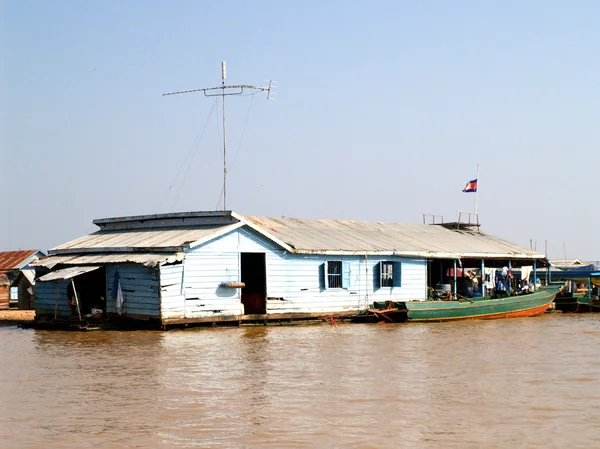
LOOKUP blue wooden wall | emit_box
[106,264,160,317]
[35,279,70,317]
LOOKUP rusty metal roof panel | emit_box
[242,216,544,259]
[0,250,44,271]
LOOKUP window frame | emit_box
[378,261,401,288]
[326,260,343,289]
[324,260,351,289]
[380,261,394,288]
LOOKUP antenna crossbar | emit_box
[163,62,272,211]
[163,84,271,97]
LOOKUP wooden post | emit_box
[54,280,60,320]
[533,260,537,292]
[71,278,82,322]
[508,260,512,296]
[481,259,485,297]
[453,259,457,299]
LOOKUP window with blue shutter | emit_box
[393,261,402,288]
[341,261,351,289]
[326,261,342,288]
[379,261,402,288]
[319,263,326,290]
[322,261,353,289]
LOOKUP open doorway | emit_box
[69,267,106,318]
[241,253,266,315]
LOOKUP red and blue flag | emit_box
[462,179,478,193]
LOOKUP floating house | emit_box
[0,250,45,310]
[32,211,546,328]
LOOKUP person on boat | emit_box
[518,280,530,295]
[496,266,511,293]
[458,270,482,297]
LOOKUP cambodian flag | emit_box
[462,179,478,193]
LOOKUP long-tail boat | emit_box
[367,284,561,323]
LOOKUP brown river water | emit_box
[1,314,599,448]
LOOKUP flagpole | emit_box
[474,163,480,219]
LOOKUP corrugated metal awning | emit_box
[38,266,101,282]
[32,252,184,268]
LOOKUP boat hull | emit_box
[369,286,559,323]
[553,293,581,313]
[576,296,600,312]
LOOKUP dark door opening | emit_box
[241,253,266,315]
[69,267,107,318]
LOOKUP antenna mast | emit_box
[163,62,273,211]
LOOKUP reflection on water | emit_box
[1,314,599,447]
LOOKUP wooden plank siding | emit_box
[35,280,70,317]
[182,252,242,318]
[106,264,160,317]
[160,263,184,319]
[265,254,426,314]
[36,225,429,323]
[164,226,428,319]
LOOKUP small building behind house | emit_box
[0,250,46,310]
[32,211,546,329]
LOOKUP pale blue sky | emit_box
[2,1,599,259]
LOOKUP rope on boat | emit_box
[327,315,339,327]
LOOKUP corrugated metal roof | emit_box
[38,266,101,282]
[242,216,544,259]
[33,253,184,269]
[42,211,544,262]
[49,223,240,255]
[0,250,43,271]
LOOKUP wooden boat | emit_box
[367,285,561,323]
[575,295,600,312]
[553,291,582,313]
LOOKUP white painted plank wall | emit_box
[160,263,184,319]
[179,227,284,318]
[177,226,428,317]
[265,254,426,313]
[182,252,242,318]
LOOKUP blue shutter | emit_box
[373,261,381,290]
[319,263,326,290]
[393,262,402,288]
[342,261,351,289]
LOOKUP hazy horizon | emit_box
[2,1,599,260]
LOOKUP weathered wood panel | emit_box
[35,280,70,317]
[106,264,160,317]
[182,252,241,318]
[0,285,8,310]
[159,263,184,319]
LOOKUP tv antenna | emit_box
[163,62,273,211]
